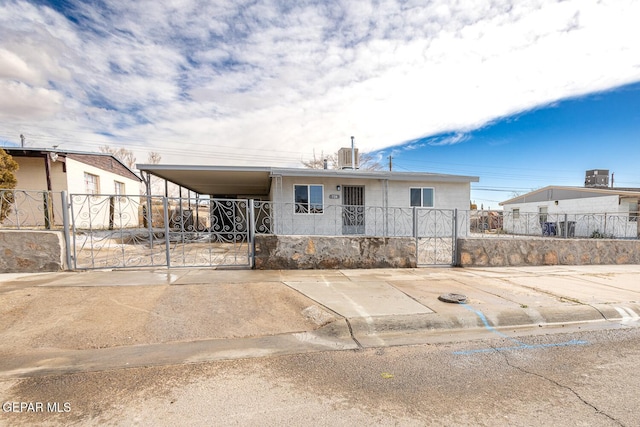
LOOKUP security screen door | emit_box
[342,185,365,234]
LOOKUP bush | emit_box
[590,230,614,239]
[0,149,19,222]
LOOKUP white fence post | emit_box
[61,191,72,269]
[249,199,255,269]
[163,197,171,268]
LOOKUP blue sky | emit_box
[377,81,640,208]
[1,0,639,208]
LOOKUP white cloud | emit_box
[0,48,41,84]
[0,0,638,166]
[0,80,63,118]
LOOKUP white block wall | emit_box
[269,175,471,236]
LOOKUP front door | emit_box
[342,185,365,234]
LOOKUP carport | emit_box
[136,164,273,198]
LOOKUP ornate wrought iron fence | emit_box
[254,201,417,237]
[0,189,64,229]
[253,202,459,265]
[69,195,251,269]
[471,210,640,239]
[414,208,457,266]
[10,190,638,270]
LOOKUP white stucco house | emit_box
[500,186,640,238]
[2,147,142,228]
[136,164,479,237]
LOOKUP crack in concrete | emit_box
[450,277,526,305]
[343,318,364,350]
[566,275,640,297]
[494,281,634,325]
[280,278,363,350]
[495,347,626,427]
[502,280,587,306]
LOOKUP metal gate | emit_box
[68,194,252,269]
[342,185,365,234]
[414,208,457,266]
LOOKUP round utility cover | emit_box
[438,293,468,304]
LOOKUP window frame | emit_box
[84,172,100,195]
[410,187,435,208]
[629,202,638,222]
[294,184,324,214]
[114,181,125,196]
[538,206,548,225]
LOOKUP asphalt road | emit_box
[2,326,639,426]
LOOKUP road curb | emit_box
[347,303,640,347]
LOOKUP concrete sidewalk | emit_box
[1,265,640,378]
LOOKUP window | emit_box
[410,188,434,208]
[84,173,99,195]
[513,208,520,219]
[629,203,638,222]
[294,185,323,214]
[538,206,548,225]
[114,181,125,196]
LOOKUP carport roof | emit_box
[136,164,479,196]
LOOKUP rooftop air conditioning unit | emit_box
[338,147,359,170]
[585,169,609,188]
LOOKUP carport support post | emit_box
[452,209,458,265]
[163,197,171,268]
[249,199,255,268]
[195,194,200,231]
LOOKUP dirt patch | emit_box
[144,282,329,342]
[0,280,329,355]
[1,362,228,426]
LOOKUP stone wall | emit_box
[0,230,65,273]
[4,231,638,272]
[457,237,640,267]
[254,235,416,269]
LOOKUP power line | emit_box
[0,131,322,165]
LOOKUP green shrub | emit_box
[590,230,613,239]
[0,149,19,222]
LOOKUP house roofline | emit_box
[3,146,142,182]
[269,167,479,182]
[500,185,640,206]
[136,164,479,183]
[137,164,273,173]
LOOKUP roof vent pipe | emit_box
[351,136,355,170]
[323,158,328,170]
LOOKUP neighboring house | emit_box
[2,147,142,228]
[136,164,479,237]
[500,186,640,238]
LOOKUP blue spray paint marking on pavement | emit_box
[454,304,589,355]
[460,304,524,345]
[453,339,589,356]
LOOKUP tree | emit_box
[147,151,161,165]
[0,148,19,222]
[301,150,335,169]
[301,150,383,171]
[99,145,137,169]
[145,152,173,196]
[358,152,384,171]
